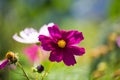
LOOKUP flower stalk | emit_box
[35,73,39,80]
[17,62,30,80]
[41,62,54,80]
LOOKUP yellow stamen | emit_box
[57,40,66,48]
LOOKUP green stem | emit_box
[17,62,30,80]
[41,62,54,80]
[35,73,39,80]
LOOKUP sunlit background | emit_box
[0,0,120,80]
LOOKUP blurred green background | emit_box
[0,0,120,80]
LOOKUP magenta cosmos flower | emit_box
[38,24,85,66]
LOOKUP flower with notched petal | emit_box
[39,24,85,66]
[13,23,54,44]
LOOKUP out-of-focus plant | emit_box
[89,20,120,80]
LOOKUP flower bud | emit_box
[37,65,44,73]
[6,51,18,64]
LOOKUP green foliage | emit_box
[108,0,120,21]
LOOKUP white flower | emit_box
[13,23,54,44]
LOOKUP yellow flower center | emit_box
[57,40,66,48]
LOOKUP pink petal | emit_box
[62,30,84,45]
[63,52,76,66]
[23,45,39,63]
[0,59,9,69]
[49,49,63,62]
[116,36,120,47]
[39,35,56,51]
[48,24,61,41]
[68,46,85,56]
